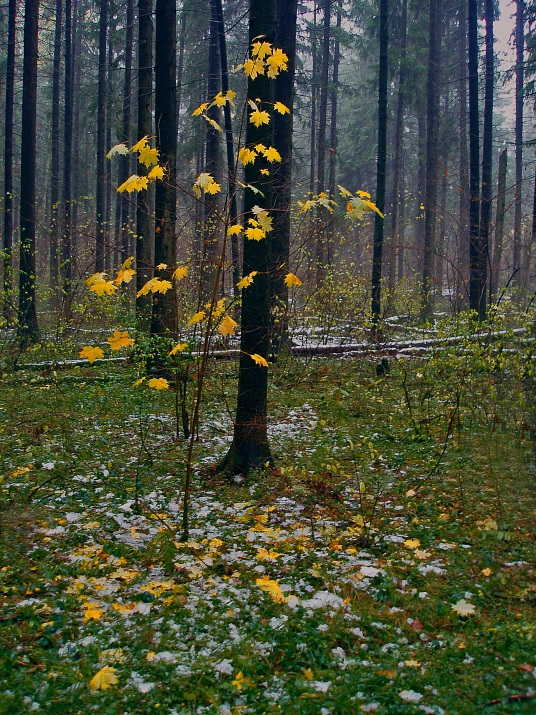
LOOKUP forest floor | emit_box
[0,351,535,715]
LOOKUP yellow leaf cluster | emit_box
[284,272,302,288]
[136,277,173,297]
[138,144,159,167]
[256,576,285,602]
[245,226,265,241]
[86,272,117,296]
[240,42,288,80]
[227,224,243,236]
[117,174,149,193]
[193,173,221,198]
[147,378,169,390]
[218,314,238,337]
[236,271,258,289]
[107,330,134,351]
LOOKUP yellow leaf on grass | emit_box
[284,272,302,288]
[250,109,270,128]
[451,599,476,616]
[256,576,285,602]
[231,671,254,690]
[83,603,104,621]
[187,311,205,326]
[404,539,420,550]
[147,378,169,390]
[173,265,188,280]
[250,353,269,368]
[107,330,134,351]
[169,343,188,356]
[89,665,118,690]
[80,346,104,364]
[218,314,238,337]
[274,101,290,115]
[236,271,258,289]
[303,668,314,681]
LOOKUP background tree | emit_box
[3,0,16,320]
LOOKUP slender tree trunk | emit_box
[62,0,74,305]
[513,0,524,283]
[458,1,469,288]
[71,0,81,237]
[96,0,108,272]
[490,149,507,301]
[136,0,154,329]
[105,33,114,270]
[176,5,187,129]
[50,0,62,301]
[387,0,407,302]
[18,0,40,343]
[215,0,240,288]
[371,0,388,332]
[416,112,426,271]
[3,0,17,320]
[437,166,447,290]
[218,0,276,474]
[421,0,440,321]
[468,0,481,314]
[270,0,298,354]
[397,156,406,279]
[315,0,331,284]
[119,0,134,261]
[151,0,177,336]
[327,0,342,267]
[474,0,494,319]
[309,2,318,197]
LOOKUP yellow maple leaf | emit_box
[404,539,420,549]
[266,48,288,73]
[106,143,129,159]
[146,651,156,661]
[89,278,117,296]
[114,267,135,286]
[451,599,476,616]
[256,576,284,601]
[131,136,148,153]
[187,311,206,326]
[252,207,273,233]
[89,665,118,691]
[296,199,316,215]
[213,91,227,107]
[218,314,238,337]
[169,342,188,356]
[243,57,265,79]
[231,671,254,690]
[138,144,159,167]
[193,173,220,197]
[173,265,188,280]
[156,263,167,270]
[256,547,280,561]
[236,271,258,289]
[260,168,270,175]
[147,378,169,390]
[274,101,290,115]
[136,277,173,297]
[203,114,223,133]
[262,146,281,163]
[362,198,384,218]
[337,184,353,198]
[252,40,273,59]
[80,346,104,364]
[238,147,257,166]
[117,174,143,193]
[83,602,104,621]
[250,109,270,128]
[107,330,134,351]
[245,226,265,241]
[250,353,269,368]
[227,224,243,236]
[303,668,314,681]
[148,164,165,180]
[284,272,302,288]
[357,189,371,199]
[192,102,208,116]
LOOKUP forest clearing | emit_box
[1,0,536,712]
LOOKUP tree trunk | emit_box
[3,0,16,321]
[218,0,276,474]
[309,2,318,197]
[61,0,74,306]
[96,0,108,272]
[176,4,187,129]
[490,149,507,301]
[315,0,331,284]
[50,0,62,302]
[136,0,154,330]
[468,0,481,314]
[120,0,134,261]
[513,0,524,284]
[387,0,407,303]
[215,0,240,288]
[474,0,494,319]
[421,0,440,321]
[416,112,426,270]
[151,0,177,336]
[458,1,469,289]
[270,0,298,355]
[18,0,40,344]
[327,0,342,267]
[105,32,114,271]
[71,0,81,238]
[371,0,388,332]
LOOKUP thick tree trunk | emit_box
[468,0,481,314]
[421,0,440,321]
[18,0,40,344]
[474,0,494,319]
[3,0,16,320]
[513,0,524,284]
[218,0,276,474]
[96,0,108,272]
[136,0,154,330]
[50,0,62,301]
[270,0,298,355]
[151,0,177,336]
[490,149,507,301]
[371,0,388,332]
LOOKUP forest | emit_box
[0,0,535,713]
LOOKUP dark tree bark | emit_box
[215,0,240,289]
[468,0,481,313]
[71,0,81,236]
[50,0,62,300]
[61,0,74,304]
[513,0,524,283]
[387,0,407,301]
[371,0,388,332]
[421,0,440,321]
[96,0,108,272]
[3,0,16,320]
[327,0,342,267]
[120,0,134,260]
[416,112,426,264]
[474,0,494,319]
[218,0,276,474]
[18,0,40,344]
[270,0,298,354]
[151,0,177,336]
[201,0,222,301]
[136,0,154,330]
[105,32,114,271]
[309,1,318,196]
[490,148,507,300]
[315,0,331,284]
[458,1,469,285]
[176,4,187,128]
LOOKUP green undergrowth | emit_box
[0,350,535,715]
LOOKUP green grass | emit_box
[0,350,535,715]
